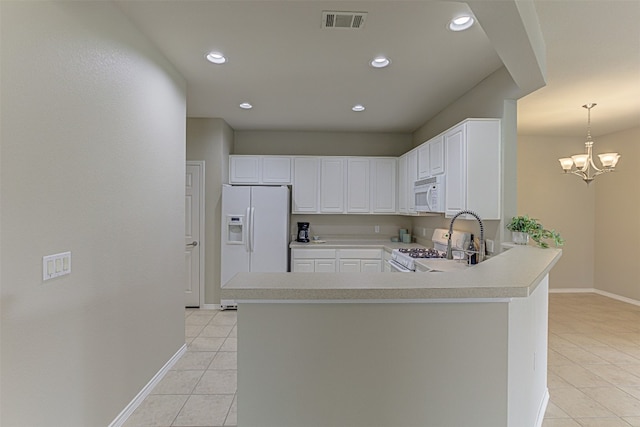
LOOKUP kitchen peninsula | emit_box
[222,245,561,427]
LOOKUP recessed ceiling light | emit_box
[370,56,391,68]
[205,51,227,64]
[352,104,365,112]
[239,102,253,110]
[448,15,474,31]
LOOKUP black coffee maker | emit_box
[296,222,310,243]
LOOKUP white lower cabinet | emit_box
[337,249,383,273]
[338,259,361,272]
[291,247,382,273]
[383,250,392,273]
[291,248,336,273]
[362,259,383,272]
[292,259,314,272]
[314,259,337,272]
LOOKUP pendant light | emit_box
[558,103,620,184]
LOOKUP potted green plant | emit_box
[506,215,564,248]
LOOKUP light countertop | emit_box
[290,238,426,252]
[222,245,562,301]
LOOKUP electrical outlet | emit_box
[485,239,495,254]
[374,225,380,233]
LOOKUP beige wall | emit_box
[234,130,412,156]
[518,128,639,300]
[186,118,234,305]
[517,135,596,289]
[1,2,187,426]
[594,127,640,300]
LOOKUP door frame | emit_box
[187,160,206,307]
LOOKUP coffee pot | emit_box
[296,222,310,243]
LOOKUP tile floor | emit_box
[124,293,640,427]
[123,309,238,427]
[543,293,640,427]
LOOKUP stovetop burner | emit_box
[397,248,446,259]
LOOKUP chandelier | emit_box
[558,103,620,184]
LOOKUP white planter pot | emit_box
[512,231,530,245]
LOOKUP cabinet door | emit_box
[371,158,396,213]
[320,158,345,213]
[466,120,501,220]
[444,124,467,217]
[429,135,445,175]
[347,158,370,213]
[339,259,361,272]
[417,143,430,179]
[314,259,336,272]
[292,157,319,213]
[229,156,260,184]
[407,149,418,213]
[397,154,407,214]
[293,259,314,272]
[262,157,291,184]
[361,259,382,272]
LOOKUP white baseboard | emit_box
[550,287,640,307]
[108,343,187,427]
[535,389,550,427]
[549,287,596,294]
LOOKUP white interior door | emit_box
[185,162,205,307]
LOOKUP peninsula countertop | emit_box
[222,245,562,301]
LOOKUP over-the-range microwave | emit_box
[414,175,445,213]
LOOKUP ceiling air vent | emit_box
[322,11,367,29]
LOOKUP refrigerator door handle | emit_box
[245,207,251,252]
[249,207,255,252]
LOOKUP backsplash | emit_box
[290,214,412,241]
[290,214,500,252]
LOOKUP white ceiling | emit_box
[117,0,640,138]
[518,0,640,137]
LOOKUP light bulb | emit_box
[558,158,574,171]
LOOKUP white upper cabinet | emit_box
[262,156,292,183]
[397,154,408,214]
[371,158,396,213]
[346,157,396,214]
[444,119,501,220]
[292,157,320,213]
[229,155,291,184]
[407,149,418,213]
[417,135,445,179]
[398,149,419,216]
[229,155,261,183]
[417,143,430,179]
[429,135,445,175]
[320,158,345,213]
[346,158,370,213]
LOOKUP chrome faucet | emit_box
[446,210,485,263]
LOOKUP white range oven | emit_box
[388,228,469,273]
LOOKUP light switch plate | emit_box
[43,251,71,281]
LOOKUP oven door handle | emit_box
[388,259,413,273]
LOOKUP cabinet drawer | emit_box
[292,248,336,259]
[338,249,382,259]
[314,259,336,272]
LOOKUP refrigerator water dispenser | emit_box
[226,215,245,244]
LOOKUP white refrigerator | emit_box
[220,185,290,309]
